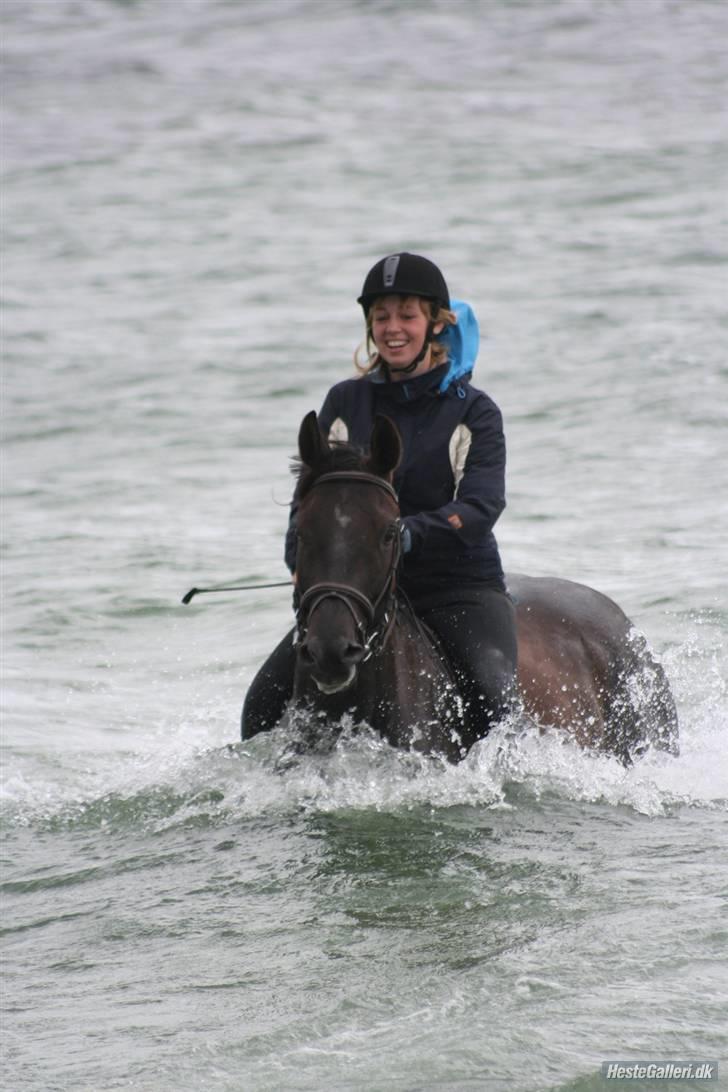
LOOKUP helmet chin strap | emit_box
[381,321,435,377]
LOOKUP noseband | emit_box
[294,471,401,662]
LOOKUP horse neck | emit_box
[366,598,455,699]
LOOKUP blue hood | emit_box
[438,298,480,392]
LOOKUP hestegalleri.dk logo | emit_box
[601,1061,718,1081]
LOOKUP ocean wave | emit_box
[2,695,725,837]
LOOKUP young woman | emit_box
[242,252,517,741]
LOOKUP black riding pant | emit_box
[412,585,518,744]
[241,586,518,744]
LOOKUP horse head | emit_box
[293,411,402,697]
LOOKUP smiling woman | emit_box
[242,251,519,744]
[356,251,455,377]
[369,295,445,376]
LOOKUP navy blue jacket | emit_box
[285,362,507,599]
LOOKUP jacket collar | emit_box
[368,362,461,403]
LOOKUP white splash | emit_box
[2,633,725,829]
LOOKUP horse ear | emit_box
[368,414,402,479]
[298,410,329,467]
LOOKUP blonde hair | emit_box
[353,297,457,375]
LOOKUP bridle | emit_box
[294,471,401,663]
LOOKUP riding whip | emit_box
[181,580,292,605]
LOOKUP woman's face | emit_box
[369,295,441,379]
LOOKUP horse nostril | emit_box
[299,641,315,665]
[342,640,365,665]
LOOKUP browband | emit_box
[311,471,398,505]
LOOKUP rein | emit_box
[295,470,401,662]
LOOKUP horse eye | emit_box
[382,523,397,544]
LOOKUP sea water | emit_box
[2,1,727,1089]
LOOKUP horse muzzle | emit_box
[298,634,366,694]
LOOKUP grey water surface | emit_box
[2,1,727,1090]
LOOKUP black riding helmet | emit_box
[357,252,450,316]
[357,253,451,376]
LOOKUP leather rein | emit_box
[294,471,401,662]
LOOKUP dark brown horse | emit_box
[244,411,678,763]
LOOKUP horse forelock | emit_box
[293,443,370,500]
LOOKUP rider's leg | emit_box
[418,589,518,744]
[241,627,296,740]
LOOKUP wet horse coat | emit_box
[242,412,678,762]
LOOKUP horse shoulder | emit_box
[369,607,463,759]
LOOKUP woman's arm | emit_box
[401,396,506,557]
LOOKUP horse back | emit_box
[507,573,677,757]
[508,572,633,644]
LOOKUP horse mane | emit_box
[293,442,369,500]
